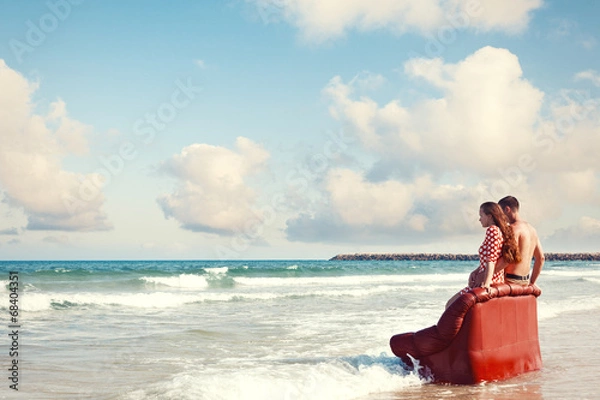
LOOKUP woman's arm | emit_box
[481,260,496,288]
[480,226,501,288]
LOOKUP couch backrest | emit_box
[412,284,541,357]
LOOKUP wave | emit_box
[542,269,600,277]
[136,272,466,290]
[233,273,466,288]
[141,274,210,289]
[17,291,282,312]
[538,296,600,320]
[203,267,229,275]
[140,273,235,289]
[124,354,424,400]
[12,281,456,312]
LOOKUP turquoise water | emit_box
[1,259,599,399]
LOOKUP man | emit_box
[495,196,545,285]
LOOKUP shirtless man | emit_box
[495,196,545,285]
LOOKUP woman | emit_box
[446,202,521,308]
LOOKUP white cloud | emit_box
[545,217,600,252]
[326,168,414,227]
[0,60,111,232]
[43,235,70,245]
[556,170,599,204]
[581,37,597,50]
[0,228,19,235]
[575,69,600,87]
[249,0,542,42]
[48,99,91,155]
[326,46,544,174]
[157,137,270,235]
[533,90,600,174]
[288,46,600,245]
[467,0,543,33]
[286,169,486,244]
[195,59,207,69]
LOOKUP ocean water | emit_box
[0,259,599,400]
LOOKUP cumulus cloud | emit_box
[286,168,484,244]
[325,46,544,174]
[327,168,415,227]
[468,0,543,33]
[287,46,600,245]
[157,137,270,235]
[0,228,19,235]
[249,0,542,42]
[575,69,600,87]
[0,60,111,232]
[544,217,600,252]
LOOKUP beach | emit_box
[1,259,598,399]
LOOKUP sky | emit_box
[0,0,599,260]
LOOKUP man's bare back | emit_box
[496,196,545,285]
[505,220,543,282]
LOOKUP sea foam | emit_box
[141,274,209,288]
[124,354,423,400]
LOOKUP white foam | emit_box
[141,274,209,289]
[125,355,423,400]
[543,269,600,277]
[19,290,285,312]
[538,296,600,320]
[0,280,8,294]
[15,280,452,312]
[235,273,465,288]
[204,267,228,275]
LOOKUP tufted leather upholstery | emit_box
[390,283,542,384]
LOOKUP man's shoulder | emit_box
[513,220,538,237]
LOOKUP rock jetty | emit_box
[329,253,600,261]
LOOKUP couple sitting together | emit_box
[446,196,545,308]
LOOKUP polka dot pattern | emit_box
[478,225,504,284]
[460,225,505,294]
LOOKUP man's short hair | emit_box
[499,196,519,211]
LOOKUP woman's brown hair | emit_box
[480,202,522,264]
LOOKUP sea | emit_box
[0,259,598,400]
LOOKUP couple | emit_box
[446,196,545,308]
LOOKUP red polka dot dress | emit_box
[462,225,505,293]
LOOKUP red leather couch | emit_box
[390,283,542,384]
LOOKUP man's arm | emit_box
[530,238,545,285]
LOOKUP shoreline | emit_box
[329,252,600,261]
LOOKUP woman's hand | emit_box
[468,269,477,287]
[469,269,485,288]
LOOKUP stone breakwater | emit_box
[329,253,600,261]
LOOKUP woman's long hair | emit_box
[480,202,522,264]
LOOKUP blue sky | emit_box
[0,0,599,260]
